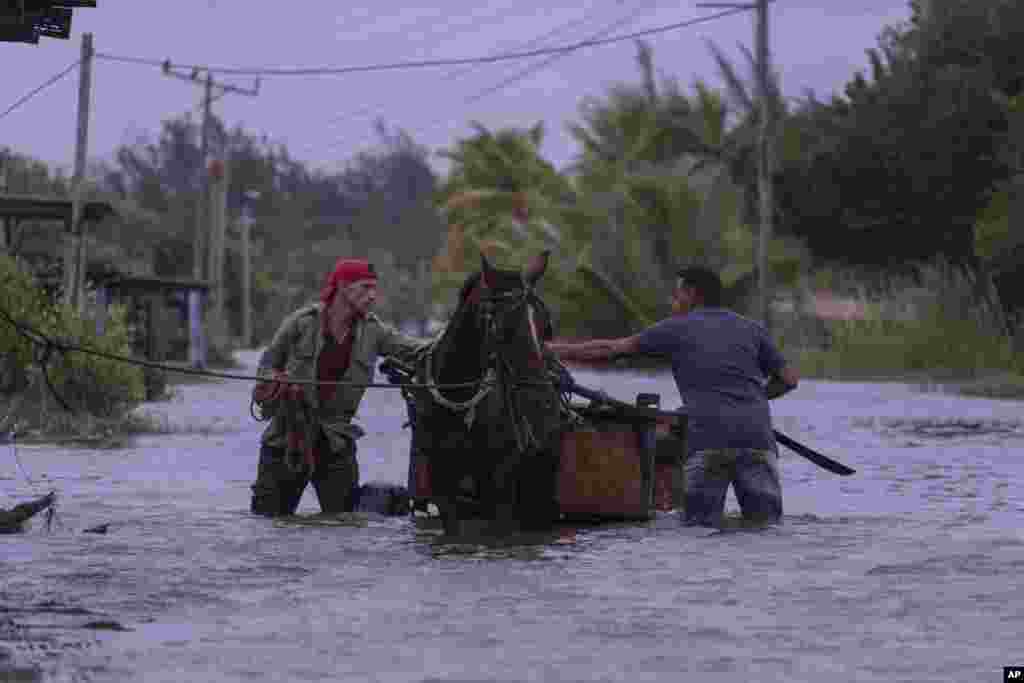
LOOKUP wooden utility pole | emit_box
[240,204,252,349]
[196,74,213,281]
[161,63,257,365]
[755,0,774,334]
[698,0,775,332]
[161,63,259,282]
[66,31,93,311]
[208,158,229,345]
[240,191,260,349]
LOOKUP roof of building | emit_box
[99,274,210,294]
[0,194,115,230]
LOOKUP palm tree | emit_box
[433,122,581,312]
[564,40,808,328]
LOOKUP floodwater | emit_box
[2,351,1022,682]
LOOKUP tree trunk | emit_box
[578,263,652,328]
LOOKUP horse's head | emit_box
[434,250,553,397]
[469,251,552,374]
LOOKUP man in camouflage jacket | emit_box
[251,259,428,516]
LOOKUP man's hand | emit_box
[766,365,799,400]
[254,369,301,405]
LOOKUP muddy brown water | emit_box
[1,351,1022,682]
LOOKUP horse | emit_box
[411,251,563,534]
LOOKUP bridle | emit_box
[476,277,546,363]
[424,274,553,452]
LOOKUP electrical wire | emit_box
[0,59,81,122]
[311,0,619,140]
[464,0,660,107]
[317,0,677,159]
[92,8,750,77]
[297,0,634,157]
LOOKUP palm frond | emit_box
[706,39,755,114]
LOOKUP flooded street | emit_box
[2,350,1022,682]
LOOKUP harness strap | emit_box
[422,349,495,429]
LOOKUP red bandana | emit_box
[320,259,377,307]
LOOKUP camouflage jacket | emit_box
[258,304,428,452]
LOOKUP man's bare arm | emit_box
[546,336,641,363]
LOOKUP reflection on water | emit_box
[1,354,1022,682]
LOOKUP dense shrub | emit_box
[0,254,145,417]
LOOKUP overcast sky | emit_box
[2,1,914,177]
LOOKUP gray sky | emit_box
[2,1,913,177]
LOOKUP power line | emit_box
[319,0,697,161]
[92,8,751,78]
[0,59,81,122]
[320,1,618,131]
[321,0,559,129]
[299,0,636,156]
[464,1,659,107]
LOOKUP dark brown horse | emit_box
[412,251,563,534]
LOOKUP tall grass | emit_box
[785,260,1023,383]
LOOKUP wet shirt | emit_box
[317,325,356,405]
[635,308,787,452]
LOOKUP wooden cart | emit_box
[407,392,686,523]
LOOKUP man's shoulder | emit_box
[280,303,322,332]
[697,308,766,330]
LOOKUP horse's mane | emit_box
[457,271,483,305]
[431,271,483,364]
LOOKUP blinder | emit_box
[475,283,552,346]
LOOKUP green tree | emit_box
[565,41,809,329]
[775,0,1016,274]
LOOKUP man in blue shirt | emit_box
[546,266,799,526]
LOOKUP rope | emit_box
[0,303,494,393]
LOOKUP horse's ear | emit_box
[524,250,550,286]
[481,254,495,288]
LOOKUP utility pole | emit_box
[66,31,93,311]
[161,62,259,282]
[240,191,260,349]
[208,157,227,346]
[755,0,774,335]
[697,0,775,332]
[196,73,213,281]
[161,62,257,366]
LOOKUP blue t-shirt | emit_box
[635,308,787,453]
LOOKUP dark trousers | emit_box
[683,447,783,527]
[250,438,359,516]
